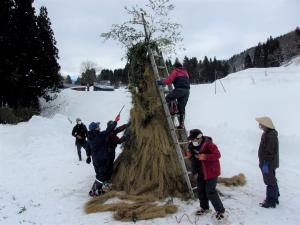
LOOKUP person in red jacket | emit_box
[156,61,190,129]
[104,121,130,182]
[187,129,225,220]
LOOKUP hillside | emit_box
[227,28,300,72]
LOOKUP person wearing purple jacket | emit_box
[156,61,190,129]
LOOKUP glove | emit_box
[115,114,120,122]
[197,154,206,160]
[86,157,91,164]
[156,80,164,86]
[185,151,192,159]
[123,128,131,139]
[262,161,269,174]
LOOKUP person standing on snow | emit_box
[156,61,190,129]
[104,121,130,182]
[71,118,88,161]
[186,129,225,220]
[256,116,280,208]
[85,115,120,197]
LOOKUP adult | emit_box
[256,116,280,208]
[156,61,190,129]
[71,118,88,161]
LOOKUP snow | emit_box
[1,57,300,225]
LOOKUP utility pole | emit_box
[214,70,217,95]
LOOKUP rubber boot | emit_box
[176,114,185,129]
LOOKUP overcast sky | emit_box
[33,0,299,77]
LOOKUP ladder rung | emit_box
[147,46,195,198]
[183,156,189,159]
[178,141,189,145]
[192,186,198,190]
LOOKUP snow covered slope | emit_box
[1,58,300,225]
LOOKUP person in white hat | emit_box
[255,116,280,208]
[71,118,88,161]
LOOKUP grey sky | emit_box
[33,0,300,77]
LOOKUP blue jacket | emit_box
[87,121,117,162]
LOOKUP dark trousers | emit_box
[166,88,190,115]
[93,159,108,183]
[76,141,88,160]
[104,151,116,182]
[261,168,280,204]
[197,176,225,213]
[90,158,109,191]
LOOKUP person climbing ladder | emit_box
[156,61,190,129]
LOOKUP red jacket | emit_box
[163,68,190,89]
[188,136,221,180]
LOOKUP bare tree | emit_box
[80,60,102,74]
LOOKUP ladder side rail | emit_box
[141,13,195,198]
[148,47,195,198]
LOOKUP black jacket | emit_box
[86,121,117,162]
[258,129,279,169]
[72,123,88,144]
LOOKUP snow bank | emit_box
[1,60,300,225]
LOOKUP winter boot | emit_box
[215,211,225,220]
[176,114,185,129]
[169,100,179,115]
[260,201,276,208]
[89,180,104,197]
[89,189,104,197]
[195,208,210,216]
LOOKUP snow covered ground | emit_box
[1,57,300,225]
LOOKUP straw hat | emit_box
[255,116,275,129]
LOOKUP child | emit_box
[187,129,225,220]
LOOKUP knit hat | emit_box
[107,120,114,127]
[173,61,183,68]
[255,116,275,129]
[188,129,203,140]
[76,118,81,123]
[89,122,100,131]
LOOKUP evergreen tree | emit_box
[189,57,198,83]
[64,75,72,84]
[296,27,300,35]
[75,77,81,85]
[14,0,40,107]
[1,0,61,120]
[201,56,210,82]
[98,69,114,82]
[0,0,17,107]
[253,43,263,67]
[165,59,172,72]
[81,68,96,85]
[35,6,61,98]
[244,54,253,69]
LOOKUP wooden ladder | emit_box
[141,14,196,198]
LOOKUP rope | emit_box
[175,213,200,225]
